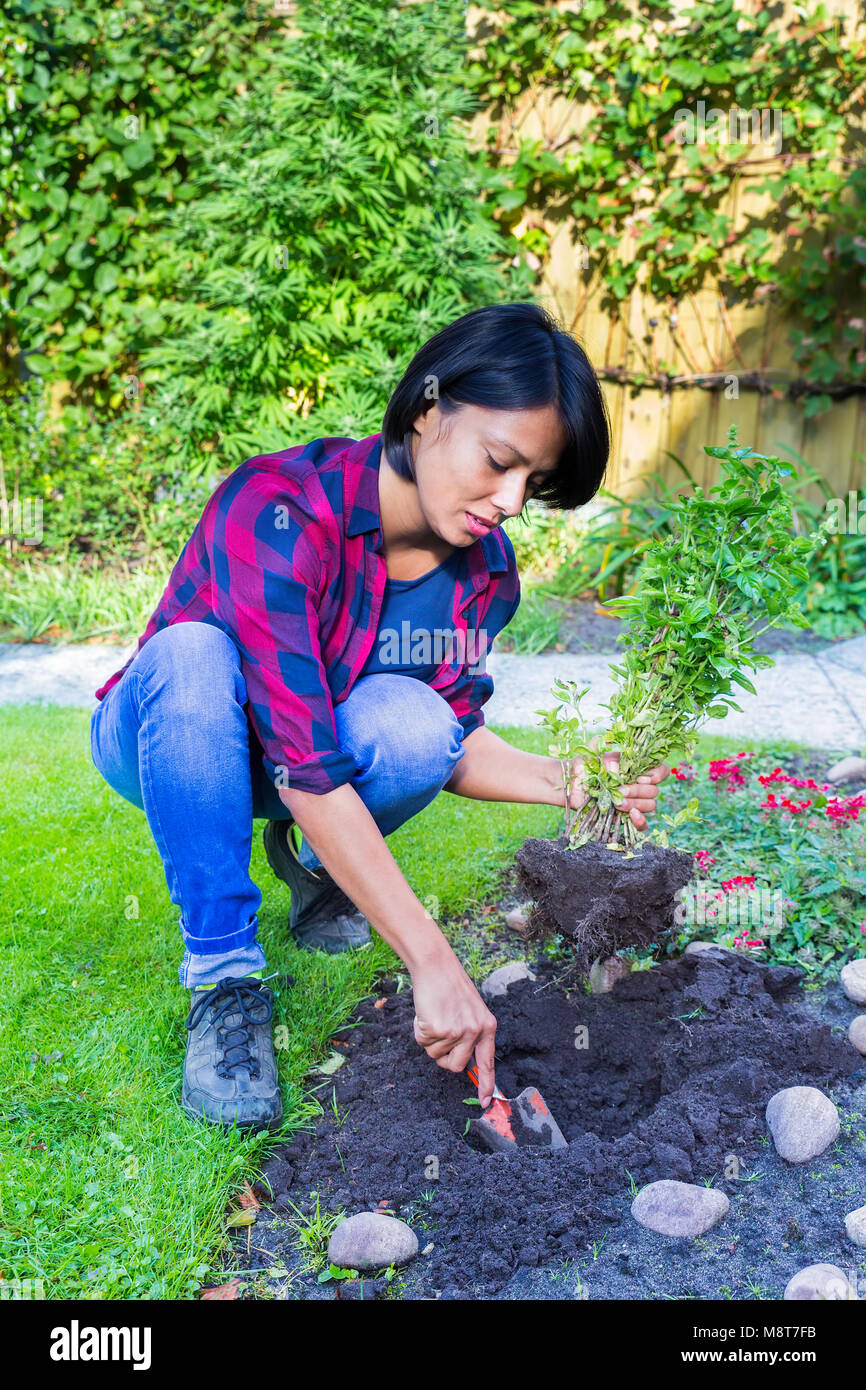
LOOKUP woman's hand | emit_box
[411,948,498,1106]
[568,746,671,831]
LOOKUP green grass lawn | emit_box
[0,708,854,1299]
[0,705,565,1299]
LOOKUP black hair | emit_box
[381,302,610,511]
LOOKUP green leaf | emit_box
[46,185,69,215]
[94,262,120,294]
[21,353,52,374]
[122,138,155,171]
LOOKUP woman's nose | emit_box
[491,474,527,517]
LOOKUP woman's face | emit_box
[410,402,567,546]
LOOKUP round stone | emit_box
[480,961,536,1000]
[631,1180,730,1238]
[848,1015,866,1055]
[589,955,632,994]
[328,1212,419,1272]
[765,1086,840,1163]
[504,907,528,935]
[841,959,866,1005]
[683,941,733,958]
[784,1263,859,1300]
[844,1205,866,1247]
[825,755,866,784]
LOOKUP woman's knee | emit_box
[338,674,465,786]
[135,622,247,713]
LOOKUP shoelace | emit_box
[185,976,274,1080]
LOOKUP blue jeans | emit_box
[89,622,466,988]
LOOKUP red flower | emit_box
[709,753,753,790]
[758,767,831,793]
[721,875,756,892]
[826,794,866,824]
[671,764,695,781]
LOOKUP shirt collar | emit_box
[343,432,508,577]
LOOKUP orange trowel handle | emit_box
[465,1063,506,1102]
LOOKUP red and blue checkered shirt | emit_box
[94,432,521,794]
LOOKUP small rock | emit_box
[328,1212,418,1272]
[825,755,866,784]
[784,1263,859,1300]
[504,907,528,935]
[766,1086,840,1163]
[848,1015,866,1055]
[589,954,632,993]
[845,1205,866,1247]
[631,1180,730,1237]
[683,941,733,958]
[480,961,536,1000]
[841,959,866,1004]
[421,1241,434,1256]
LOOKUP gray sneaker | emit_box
[263,819,372,954]
[182,976,282,1131]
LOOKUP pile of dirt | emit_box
[258,951,861,1298]
[515,838,694,974]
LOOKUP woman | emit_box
[90,302,669,1132]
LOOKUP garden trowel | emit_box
[465,1063,567,1154]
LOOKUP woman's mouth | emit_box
[465,511,495,537]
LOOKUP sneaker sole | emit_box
[181,1087,284,1132]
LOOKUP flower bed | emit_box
[661,751,866,975]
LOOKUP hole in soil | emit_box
[265,952,861,1298]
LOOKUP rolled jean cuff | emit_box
[178,939,268,990]
[178,913,260,957]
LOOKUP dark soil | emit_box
[515,838,694,975]
[251,951,864,1300]
[546,595,861,656]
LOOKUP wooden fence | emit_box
[467,0,866,501]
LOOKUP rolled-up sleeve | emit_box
[213,475,357,795]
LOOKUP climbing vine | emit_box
[467,0,866,415]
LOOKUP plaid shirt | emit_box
[94,433,521,795]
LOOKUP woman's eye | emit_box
[485,454,507,473]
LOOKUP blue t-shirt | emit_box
[359,549,465,682]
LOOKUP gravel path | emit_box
[1,634,865,751]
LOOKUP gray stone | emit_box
[589,955,632,993]
[504,907,528,935]
[481,961,536,1000]
[631,1180,730,1237]
[766,1086,840,1163]
[328,1213,418,1272]
[825,755,866,784]
[848,1015,866,1055]
[683,941,734,958]
[784,1263,859,1300]
[841,959,866,1004]
[844,1205,866,1247]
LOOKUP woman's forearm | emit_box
[443,725,572,806]
[278,782,460,973]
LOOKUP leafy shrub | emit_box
[138,0,532,482]
[0,0,280,388]
[0,381,208,562]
